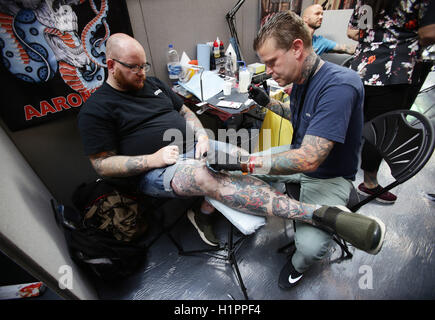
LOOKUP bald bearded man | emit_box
[302,4,356,55]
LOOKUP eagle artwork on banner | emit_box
[0,0,132,131]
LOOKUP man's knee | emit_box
[294,223,333,260]
[171,160,217,195]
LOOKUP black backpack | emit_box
[52,179,149,280]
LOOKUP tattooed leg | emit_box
[170,159,319,225]
[363,170,379,189]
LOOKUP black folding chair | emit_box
[341,55,353,68]
[279,109,435,259]
[351,109,434,211]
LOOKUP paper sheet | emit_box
[179,71,225,101]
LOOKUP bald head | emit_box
[302,4,322,19]
[302,4,323,32]
[105,33,147,92]
[106,33,144,60]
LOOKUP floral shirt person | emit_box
[348,0,433,86]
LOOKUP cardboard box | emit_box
[248,63,265,74]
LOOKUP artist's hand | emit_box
[195,135,210,160]
[246,156,265,174]
[248,84,270,107]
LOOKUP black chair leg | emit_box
[227,225,249,300]
[179,223,250,300]
[332,236,353,260]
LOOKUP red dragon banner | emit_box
[0,0,132,131]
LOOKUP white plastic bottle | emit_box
[167,44,182,82]
[238,62,251,93]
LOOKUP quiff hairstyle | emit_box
[253,10,312,51]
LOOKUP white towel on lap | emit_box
[205,197,266,235]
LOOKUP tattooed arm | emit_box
[264,98,292,121]
[330,43,356,55]
[89,145,179,177]
[253,135,334,175]
[179,105,208,140]
[179,104,210,158]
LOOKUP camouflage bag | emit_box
[83,190,148,242]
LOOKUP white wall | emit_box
[0,125,97,300]
[126,0,260,83]
[315,9,357,65]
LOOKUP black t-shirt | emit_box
[78,77,193,157]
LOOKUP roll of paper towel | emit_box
[197,44,210,71]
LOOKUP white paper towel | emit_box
[205,197,266,235]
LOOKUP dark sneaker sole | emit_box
[357,189,396,204]
[187,210,219,247]
[365,215,386,255]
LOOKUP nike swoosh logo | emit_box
[288,274,303,284]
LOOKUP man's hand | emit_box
[248,84,270,107]
[195,135,210,159]
[153,145,179,167]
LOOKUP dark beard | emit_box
[114,72,144,92]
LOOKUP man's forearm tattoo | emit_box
[266,99,292,121]
[180,105,207,138]
[269,135,334,175]
[124,156,149,176]
[90,151,150,177]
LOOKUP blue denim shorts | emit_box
[138,139,229,198]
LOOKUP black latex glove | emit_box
[208,152,250,172]
[248,84,270,107]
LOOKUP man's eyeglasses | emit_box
[112,58,151,73]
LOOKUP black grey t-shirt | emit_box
[78,77,194,157]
